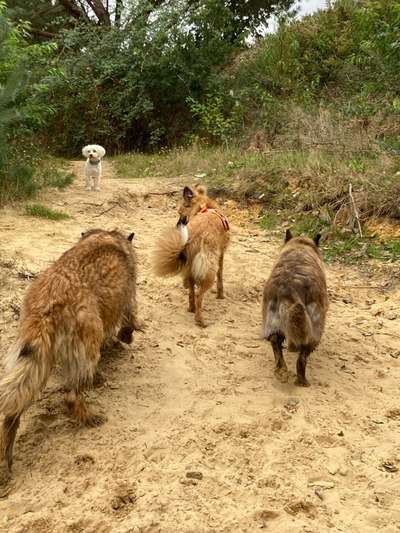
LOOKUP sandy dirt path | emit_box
[0,161,399,533]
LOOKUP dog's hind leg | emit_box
[295,347,311,387]
[270,333,288,382]
[0,413,21,475]
[65,388,105,426]
[195,273,214,328]
[63,316,106,425]
[216,251,225,299]
[188,277,196,313]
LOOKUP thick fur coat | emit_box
[262,230,328,386]
[0,229,139,473]
[154,185,230,327]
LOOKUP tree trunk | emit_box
[86,0,111,25]
[115,0,123,26]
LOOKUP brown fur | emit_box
[262,230,328,386]
[154,185,229,327]
[0,229,139,472]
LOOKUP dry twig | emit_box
[349,183,363,237]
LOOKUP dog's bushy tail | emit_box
[280,301,313,350]
[153,226,188,277]
[0,336,53,469]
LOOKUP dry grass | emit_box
[113,106,400,263]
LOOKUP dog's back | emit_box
[263,235,328,352]
[20,230,135,342]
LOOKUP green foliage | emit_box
[40,1,248,154]
[214,0,400,142]
[187,95,237,143]
[0,4,59,203]
[24,203,71,220]
[259,213,278,231]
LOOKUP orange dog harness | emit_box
[199,204,230,231]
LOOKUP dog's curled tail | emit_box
[281,301,313,350]
[153,225,189,277]
[0,339,53,470]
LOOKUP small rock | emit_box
[379,461,398,473]
[338,430,344,437]
[386,312,397,320]
[342,296,353,304]
[339,467,348,476]
[186,471,203,480]
[180,478,198,486]
[327,463,339,475]
[314,488,324,500]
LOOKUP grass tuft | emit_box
[24,203,71,221]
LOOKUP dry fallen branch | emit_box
[143,190,180,197]
[94,200,124,218]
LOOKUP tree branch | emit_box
[28,27,58,39]
[58,0,86,20]
[86,0,111,25]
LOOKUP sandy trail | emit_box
[0,161,399,533]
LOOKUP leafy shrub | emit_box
[0,4,58,204]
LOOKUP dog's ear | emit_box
[195,184,207,196]
[176,215,188,228]
[285,229,293,243]
[127,232,135,242]
[183,186,194,203]
[313,233,322,247]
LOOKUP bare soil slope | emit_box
[0,161,399,533]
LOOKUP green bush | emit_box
[0,4,58,204]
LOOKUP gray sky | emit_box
[298,0,327,17]
[265,0,327,34]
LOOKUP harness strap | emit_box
[199,204,230,231]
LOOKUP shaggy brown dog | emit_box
[262,230,328,386]
[0,229,139,473]
[154,185,230,327]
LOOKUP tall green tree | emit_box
[9,0,296,41]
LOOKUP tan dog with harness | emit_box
[154,185,230,327]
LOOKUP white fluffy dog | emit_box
[82,144,106,191]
